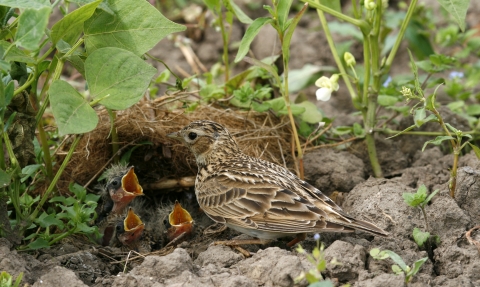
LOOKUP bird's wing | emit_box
[196,169,353,234]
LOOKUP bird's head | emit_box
[168,120,240,166]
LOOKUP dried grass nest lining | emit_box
[57,100,294,191]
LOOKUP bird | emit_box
[95,164,144,246]
[165,200,195,246]
[114,207,150,252]
[167,120,389,246]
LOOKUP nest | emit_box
[55,96,294,192]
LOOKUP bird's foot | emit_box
[203,222,227,236]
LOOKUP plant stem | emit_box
[28,135,82,230]
[282,58,303,178]
[304,0,371,33]
[107,109,120,163]
[450,148,459,198]
[374,128,480,136]
[218,9,230,89]
[383,0,418,74]
[315,5,359,108]
[363,1,383,178]
[37,123,53,180]
[420,206,430,231]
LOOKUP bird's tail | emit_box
[326,217,390,237]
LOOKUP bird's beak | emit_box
[119,207,145,245]
[167,200,194,242]
[121,167,144,197]
[167,131,182,140]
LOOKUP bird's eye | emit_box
[111,180,119,187]
[188,132,197,140]
[116,224,122,232]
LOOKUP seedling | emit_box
[402,184,438,231]
[0,271,23,287]
[294,234,335,287]
[370,248,428,283]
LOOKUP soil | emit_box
[3,1,480,287]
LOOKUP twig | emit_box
[466,225,480,254]
[302,122,331,154]
[144,176,196,190]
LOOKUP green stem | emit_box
[420,206,430,232]
[37,123,53,180]
[450,149,459,198]
[282,57,304,178]
[218,9,230,89]
[48,228,76,246]
[0,134,5,170]
[13,74,35,96]
[315,6,360,108]
[383,0,418,74]
[28,135,82,229]
[304,0,371,33]
[375,128,480,136]
[107,109,120,163]
[37,46,56,64]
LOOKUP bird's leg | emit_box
[203,222,228,236]
[286,233,306,248]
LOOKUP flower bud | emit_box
[344,52,356,67]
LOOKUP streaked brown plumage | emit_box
[168,120,389,243]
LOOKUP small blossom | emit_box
[448,71,464,79]
[400,86,413,98]
[315,74,339,101]
[365,0,377,10]
[313,233,321,241]
[344,52,356,67]
[382,76,392,87]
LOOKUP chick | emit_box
[96,164,143,246]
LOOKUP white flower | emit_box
[315,74,339,101]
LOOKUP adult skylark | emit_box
[168,120,388,245]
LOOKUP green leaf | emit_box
[436,0,470,31]
[51,0,102,45]
[35,212,64,228]
[445,123,460,134]
[15,7,51,50]
[413,107,426,127]
[468,143,480,160]
[0,169,11,187]
[309,281,334,287]
[287,64,326,93]
[402,185,427,207]
[85,47,157,110]
[277,0,293,31]
[49,80,99,135]
[411,257,428,276]
[412,227,430,247]
[424,189,439,205]
[422,135,455,151]
[384,250,408,271]
[322,0,341,12]
[84,0,185,56]
[297,101,322,124]
[352,122,365,137]
[235,17,273,63]
[69,182,86,201]
[377,95,399,106]
[20,164,42,183]
[0,0,50,9]
[466,104,480,116]
[391,264,404,275]
[0,41,35,64]
[281,3,307,62]
[225,0,252,24]
[28,238,50,250]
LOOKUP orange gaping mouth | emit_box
[169,200,193,226]
[121,207,145,244]
[121,167,144,197]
